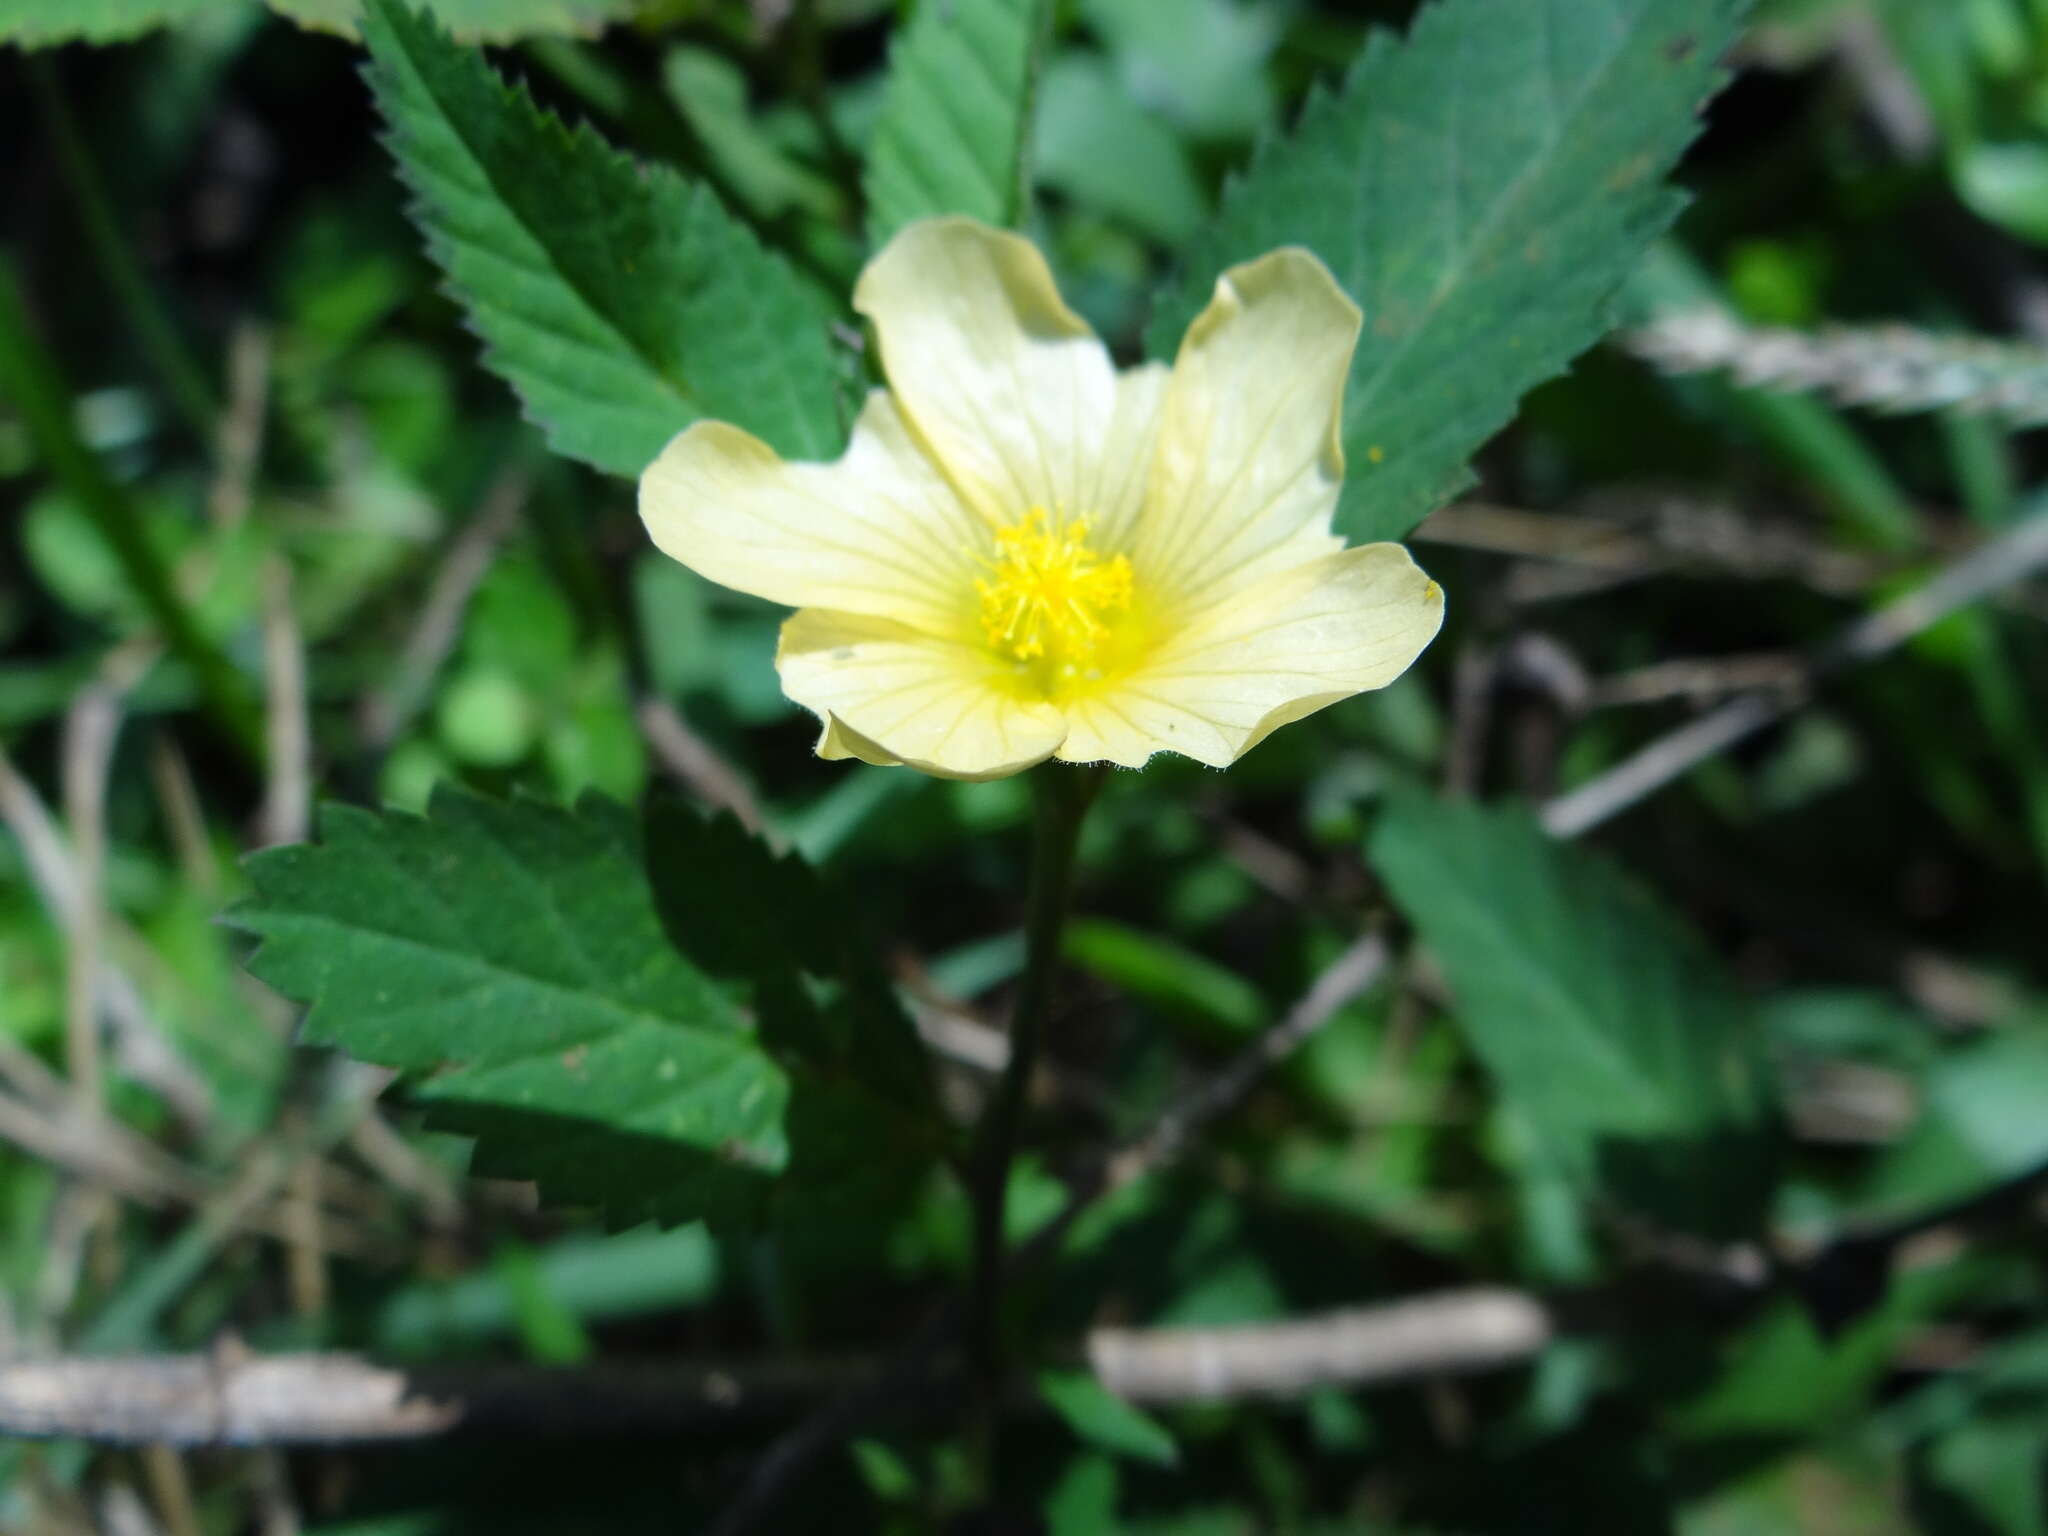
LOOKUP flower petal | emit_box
[640,391,981,634]
[778,609,1067,781]
[1085,362,1173,553]
[1057,543,1444,769]
[1128,248,1361,613]
[855,218,1126,524]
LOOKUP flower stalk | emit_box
[965,761,1101,1473]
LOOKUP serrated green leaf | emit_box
[1146,0,1747,541]
[1038,1370,1181,1468]
[0,0,240,46]
[274,0,634,42]
[231,788,789,1227]
[1370,795,1775,1239]
[361,0,842,478]
[864,0,1045,245]
[232,787,941,1241]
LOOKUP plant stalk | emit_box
[965,762,1099,1481]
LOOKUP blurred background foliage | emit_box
[2,0,2048,1530]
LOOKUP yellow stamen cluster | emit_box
[975,510,1133,669]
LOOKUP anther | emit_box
[975,509,1132,669]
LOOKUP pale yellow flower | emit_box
[639,218,1445,781]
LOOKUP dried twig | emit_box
[248,1447,302,1536]
[1780,1058,1917,1146]
[61,643,190,1138]
[344,1106,464,1231]
[637,698,769,837]
[5,718,436,1274]
[283,1133,329,1320]
[139,1444,201,1536]
[208,321,271,530]
[1211,818,1318,906]
[747,0,794,37]
[99,1483,164,1536]
[1108,932,1392,1190]
[148,734,220,898]
[0,1347,873,1446]
[1417,501,1648,570]
[61,675,125,1103]
[1087,1289,1554,1403]
[1587,653,1805,709]
[1627,307,2048,425]
[1833,9,1933,158]
[0,1287,1560,1446]
[1542,505,2048,837]
[909,1002,1012,1077]
[259,555,310,849]
[0,1084,396,1266]
[37,1185,100,1340]
[0,1091,204,1209]
[1415,497,1891,596]
[1443,642,1500,796]
[0,741,214,1130]
[358,468,526,751]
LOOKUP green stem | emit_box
[29,58,218,442]
[965,762,1101,1482]
[0,252,263,763]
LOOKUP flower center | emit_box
[975,509,1133,670]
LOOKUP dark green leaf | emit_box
[864,0,1045,245]
[1370,795,1775,1238]
[232,788,787,1227]
[362,0,841,478]
[234,789,941,1239]
[1147,0,1746,541]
